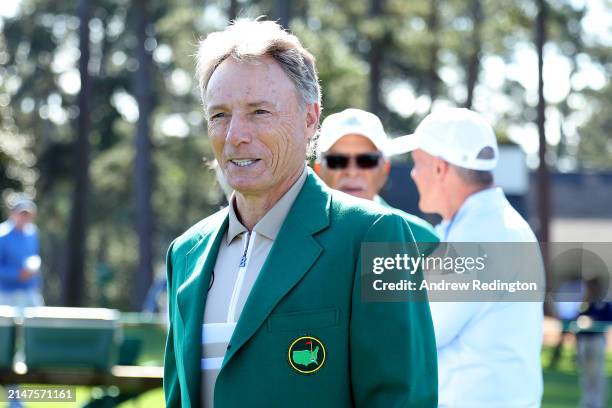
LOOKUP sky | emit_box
[1,0,610,165]
[0,2,19,19]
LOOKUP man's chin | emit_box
[228,178,259,192]
[341,189,369,200]
[418,200,435,215]
[227,168,265,186]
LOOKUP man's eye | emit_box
[210,112,225,120]
[254,109,270,115]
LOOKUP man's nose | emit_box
[226,114,252,146]
[346,164,359,176]
[345,158,362,176]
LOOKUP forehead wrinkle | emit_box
[206,56,298,108]
[206,99,282,115]
[330,134,379,154]
[246,101,275,108]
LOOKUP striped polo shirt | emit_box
[200,167,307,407]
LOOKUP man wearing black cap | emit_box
[0,195,43,308]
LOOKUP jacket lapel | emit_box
[222,170,331,367]
[176,210,228,406]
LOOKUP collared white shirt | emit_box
[432,187,544,408]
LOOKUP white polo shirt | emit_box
[432,187,544,408]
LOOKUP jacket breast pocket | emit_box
[267,307,339,332]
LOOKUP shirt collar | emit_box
[227,204,249,244]
[437,187,504,239]
[459,187,505,214]
[226,166,308,243]
[1,219,20,233]
[0,220,15,235]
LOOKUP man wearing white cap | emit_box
[314,108,439,245]
[393,108,544,408]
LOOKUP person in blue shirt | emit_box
[0,196,43,408]
[0,196,43,308]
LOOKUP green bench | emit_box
[0,308,167,407]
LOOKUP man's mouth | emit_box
[342,187,365,194]
[229,159,260,167]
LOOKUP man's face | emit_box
[205,56,319,197]
[410,149,441,213]
[11,210,35,229]
[315,134,389,200]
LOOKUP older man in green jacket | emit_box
[164,18,437,408]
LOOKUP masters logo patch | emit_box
[288,336,326,374]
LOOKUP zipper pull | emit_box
[239,232,251,267]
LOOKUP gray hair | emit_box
[195,18,321,109]
[452,165,494,187]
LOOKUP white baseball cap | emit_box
[317,109,388,157]
[390,108,499,171]
[8,195,37,213]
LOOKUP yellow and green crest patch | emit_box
[288,336,326,374]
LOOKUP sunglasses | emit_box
[323,153,382,170]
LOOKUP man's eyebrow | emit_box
[246,101,273,108]
[206,104,226,112]
[206,101,273,112]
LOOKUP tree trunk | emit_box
[536,0,551,307]
[368,0,384,115]
[229,0,239,21]
[275,0,293,29]
[133,0,154,311]
[465,0,483,109]
[427,0,440,106]
[536,0,549,244]
[63,0,91,307]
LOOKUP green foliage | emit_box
[0,0,219,307]
[292,21,368,115]
[577,83,612,170]
[0,131,37,215]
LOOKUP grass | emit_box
[0,386,164,408]
[541,344,612,408]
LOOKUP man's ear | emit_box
[306,103,320,131]
[433,157,448,178]
[383,159,391,175]
[313,161,322,175]
[439,160,451,179]
[378,158,391,190]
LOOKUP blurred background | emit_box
[0,0,610,309]
[0,0,610,405]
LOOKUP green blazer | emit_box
[164,170,437,407]
[374,195,440,256]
